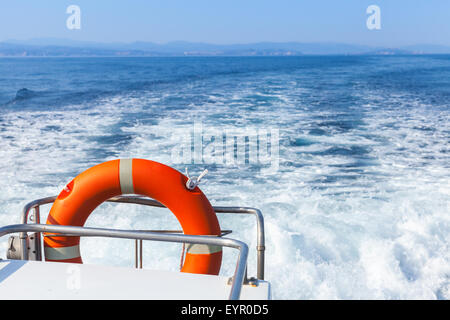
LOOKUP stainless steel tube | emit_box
[20,196,266,280]
[0,223,249,300]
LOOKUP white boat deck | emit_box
[0,259,270,300]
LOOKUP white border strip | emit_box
[119,158,134,194]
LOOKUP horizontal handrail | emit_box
[0,223,248,300]
[43,229,233,237]
[21,195,265,280]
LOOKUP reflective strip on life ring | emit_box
[119,158,134,194]
[44,159,222,275]
[44,245,81,261]
[186,244,222,254]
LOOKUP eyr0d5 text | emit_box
[225,304,269,315]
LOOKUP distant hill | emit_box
[401,44,450,54]
[0,39,449,57]
[0,42,154,57]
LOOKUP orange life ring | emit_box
[44,159,222,275]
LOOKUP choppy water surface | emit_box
[0,56,449,299]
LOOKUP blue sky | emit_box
[0,1,449,46]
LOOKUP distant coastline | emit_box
[1,39,450,57]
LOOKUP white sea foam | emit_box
[0,73,449,300]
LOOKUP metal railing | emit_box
[0,223,248,300]
[2,195,266,299]
[20,195,265,280]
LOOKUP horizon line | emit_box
[2,38,450,49]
